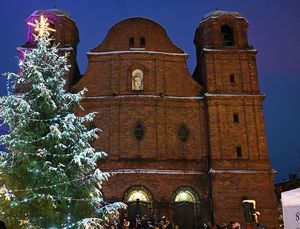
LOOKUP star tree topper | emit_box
[27,15,56,38]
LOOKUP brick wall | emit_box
[195,12,278,228]
[72,13,279,228]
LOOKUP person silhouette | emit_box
[0,220,6,229]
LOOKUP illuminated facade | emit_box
[19,9,278,228]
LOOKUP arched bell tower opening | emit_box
[221,24,234,46]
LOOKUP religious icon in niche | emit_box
[132,69,144,91]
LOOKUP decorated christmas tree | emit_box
[0,15,125,228]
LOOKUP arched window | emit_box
[129,37,135,47]
[127,190,150,203]
[233,113,239,123]
[236,145,242,158]
[140,37,146,48]
[221,24,234,46]
[174,191,195,203]
[229,74,235,83]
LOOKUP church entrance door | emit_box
[173,188,198,229]
[173,201,195,229]
[124,186,153,229]
[127,200,149,228]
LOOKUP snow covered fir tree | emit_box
[0,15,125,228]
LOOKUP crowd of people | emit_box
[109,214,171,229]
[203,221,267,229]
[0,217,268,229]
[109,216,267,229]
[203,221,240,229]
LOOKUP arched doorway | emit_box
[172,187,201,229]
[124,186,153,228]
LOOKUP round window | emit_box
[178,124,189,142]
[134,122,144,140]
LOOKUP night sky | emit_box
[0,1,299,182]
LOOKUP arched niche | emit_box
[132,69,144,91]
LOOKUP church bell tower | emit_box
[193,11,278,228]
[17,9,81,90]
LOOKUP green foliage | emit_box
[0,34,125,228]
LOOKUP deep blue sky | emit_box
[0,1,299,182]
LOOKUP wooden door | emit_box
[173,202,195,229]
[127,201,149,228]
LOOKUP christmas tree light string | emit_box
[0,15,126,228]
[2,190,107,203]
[0,194,120,229]
[0,149,107,159]
[0,174,114,228]
[0,104,94,123]
[0,170,111,193]
[0,214,117,229]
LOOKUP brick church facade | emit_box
[21,9,278,228]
